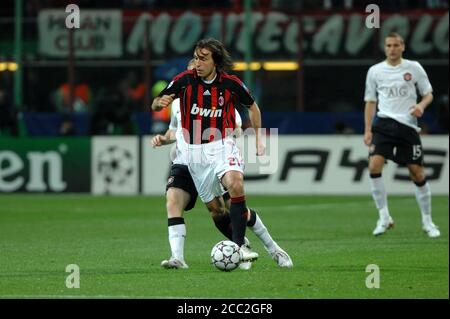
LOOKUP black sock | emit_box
[247,209,257,227]
[230,196,247,246]
[213,213,233,241]
[214,209,256,241]
[414,179,427,187]
[168,217,184,226]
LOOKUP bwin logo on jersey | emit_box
[191,104,222,117]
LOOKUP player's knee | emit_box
[227,179,244,196]
[409,168,425,183]
[368,161,383,174]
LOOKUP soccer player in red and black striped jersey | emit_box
[152,38,293,267]
[153,49,257,145]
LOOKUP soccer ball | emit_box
[211,240,242,271]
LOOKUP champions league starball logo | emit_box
[97,146,134,189]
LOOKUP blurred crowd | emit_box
[0,67,172,136]
[0,70,18,136]
[1,65,448,137]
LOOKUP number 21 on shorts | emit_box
[228,156,242,167]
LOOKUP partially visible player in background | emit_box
[364,32,440,238]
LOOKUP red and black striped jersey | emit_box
[158,70,254,144]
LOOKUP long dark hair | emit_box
[195,38,233,72]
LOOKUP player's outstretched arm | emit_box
[151,94,175,111]
[248,102,265,156]
[410,92,433,118]
[364,101,377,146]
[151,129,176,148]
[163,128,176,145]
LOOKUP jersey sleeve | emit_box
[157,71,190,98]
[414,62,433,96]
[364,66,377,102]
[230,76,255,107]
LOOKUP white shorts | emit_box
[187,138,244,203]
[172,139,190,165]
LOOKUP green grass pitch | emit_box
[0,195,448,299]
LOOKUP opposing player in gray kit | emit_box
[364,32,440,238]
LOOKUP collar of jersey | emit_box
[384,58,404,68]
[193,69,224,83]
[200,73,217,84]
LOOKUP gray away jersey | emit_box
[364,59,433,132]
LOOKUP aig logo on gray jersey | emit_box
[386,86,408,98]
